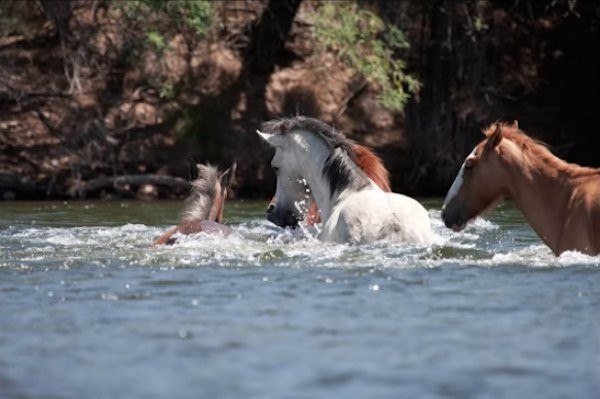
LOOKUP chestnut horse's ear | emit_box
[485,124,503,151]
[512,120,519,130]
[220,162,237,188]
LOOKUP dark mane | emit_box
[261,116,371,196]
[261,116,356,159]
[484,122,600,177]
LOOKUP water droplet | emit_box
[178,329,190,339]
[191,299,199,306]
[101,292,119,301]
[369,284,380,292]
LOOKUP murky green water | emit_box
[0,200,598,399]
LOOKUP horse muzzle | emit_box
[441,204,468,232]
[266,204,300,228]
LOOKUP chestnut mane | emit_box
[483,122,600,177]
[352,143,391,192]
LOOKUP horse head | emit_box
[183,162,236,224]
[153,161,235,246]
[258,124,314,228]
[442,122,516,231]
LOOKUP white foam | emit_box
[4,211,599,271]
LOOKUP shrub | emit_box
[310,2,419,112]
[117,0,214,39]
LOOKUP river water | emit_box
[0,199,598,399]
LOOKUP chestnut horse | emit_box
[442,122,600,256]
[267,142,392,226]
[153,162,236,246]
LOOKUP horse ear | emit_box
[512,120,519,130]
[196,163,212,179]
[257,130,284,147]
[485,124,503,151]
[220,162,237,188]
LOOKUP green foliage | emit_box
[158,82,176,99]
[116,0,214,38]
[115,1,214,101]
[176,1,213,37]
[146,31,166,53]
[0,7,22,37]
[0,2,44,38]
[310,2,419,112]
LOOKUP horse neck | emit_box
[293,132,373,223]
[181,189,215,224]
[501,143,576,253]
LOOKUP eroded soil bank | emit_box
[1,1,598,200]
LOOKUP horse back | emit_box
[325,190,432,244]
[198,220,233,236]
[153,220,232,246]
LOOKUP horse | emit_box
[257,116,433,245]
[266,142,392,226]
[153,162,236,246]
[441,121,600,256]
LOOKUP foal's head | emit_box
[441,122,518,231]
[182,162,236,224]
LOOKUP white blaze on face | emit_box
[443,148,476,208]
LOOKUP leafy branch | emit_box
[310,2,420,112]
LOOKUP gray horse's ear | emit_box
[256,130,274,143]
[257,130,284,147]
[220,162,237,188]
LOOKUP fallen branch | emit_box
[0,175,67,199]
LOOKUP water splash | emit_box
[2,206,598,272]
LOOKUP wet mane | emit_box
[484,122,600,177]
[352,144,391,192]
[261,116,356,156]
[180,164,219,223]
[261,116,371,195]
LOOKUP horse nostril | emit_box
[266,204,275,214]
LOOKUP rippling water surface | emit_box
[0,200,598,399]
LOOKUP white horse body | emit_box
[322,186,433,244]
[258,117,433,245]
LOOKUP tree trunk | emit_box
[404,0,487,195]
[246,0,303,75]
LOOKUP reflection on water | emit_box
[0,200,598,399]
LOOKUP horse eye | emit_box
[272,166,279,173]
